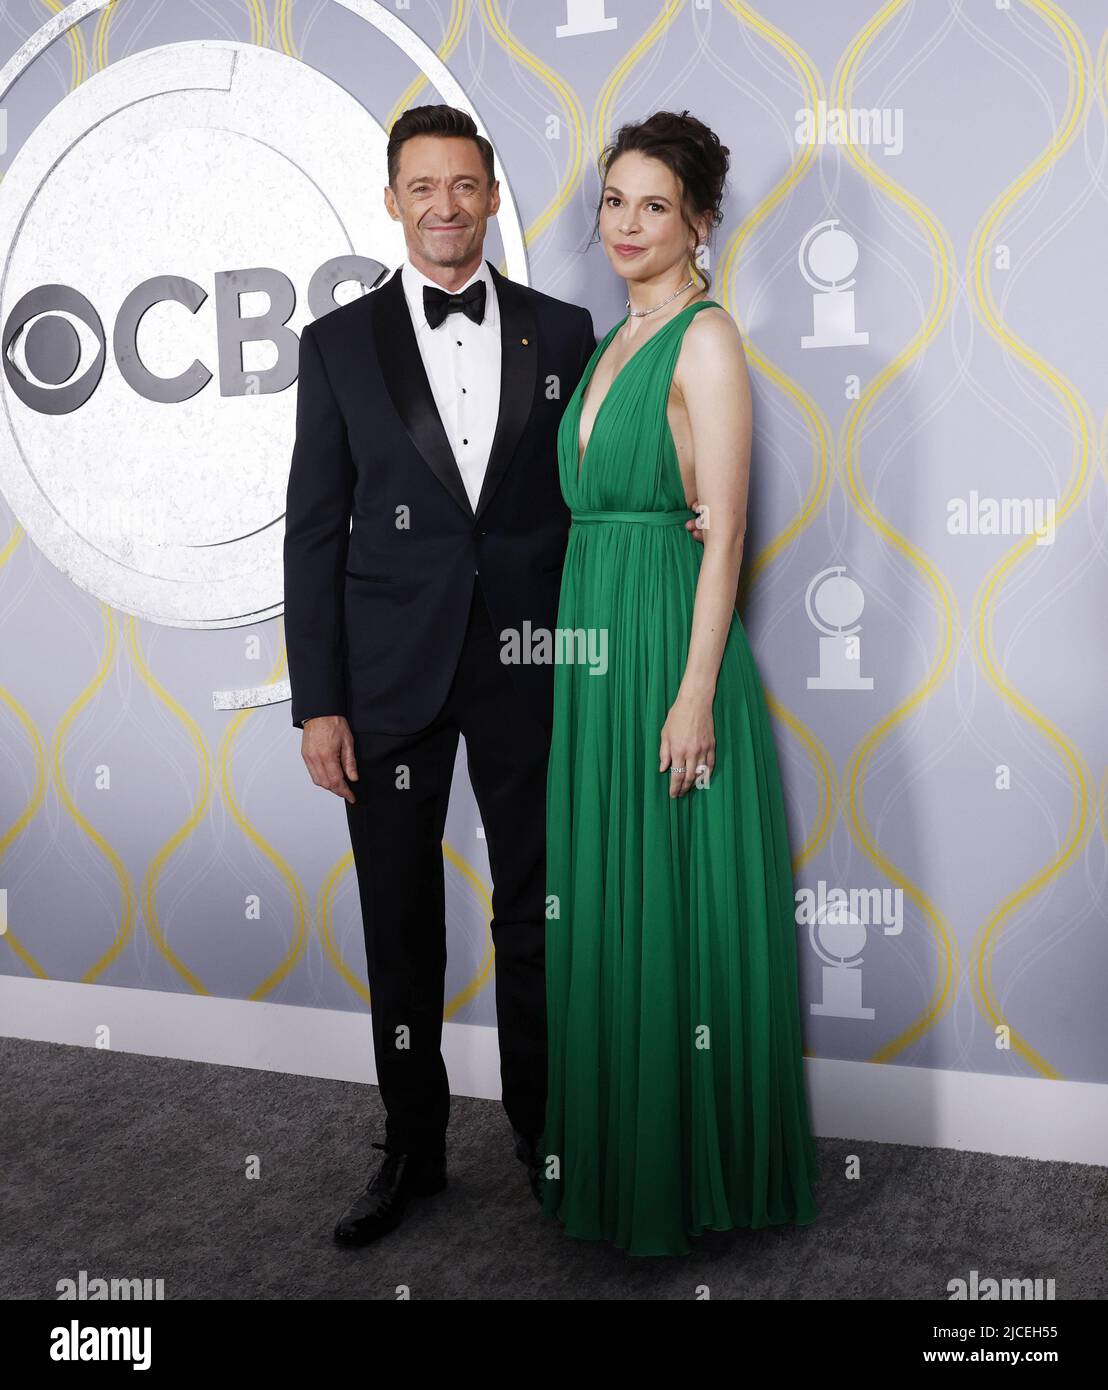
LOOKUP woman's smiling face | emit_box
[598,150,706,285]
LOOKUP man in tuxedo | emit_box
[283,104,595,1246]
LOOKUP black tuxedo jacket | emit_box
[283,261,596,734]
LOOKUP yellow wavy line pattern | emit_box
[60,607,136,983]
[591,0,684,159]
[316,839,495,1016]
[0,677,48,977]
[274,0,298,60]
[720,2,837,872]
[317,848,368,1005]
[442,842,496,1017]
[129,612,311,1000]
[386,0,469,134]
[1099,23,1108,115]
[217,691,312,1003]
[93,0,117,73]
[0,516,38,970]
[482,0,589,247]
[41,0,88,87]
[964,0,1096,1079]
[1098,766,1108,850]
[126,617,212,995]
[769,694,838,877]
[1098,41,1107,860]
[248,0,267,51]
[833,0,962,1063]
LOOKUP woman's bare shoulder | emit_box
[677,302,747,381]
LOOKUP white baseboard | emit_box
[1,975,1104,1166]
[0,975,502,1099]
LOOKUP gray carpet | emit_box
[3,1036,1103,1300]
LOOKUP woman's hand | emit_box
[659,692,715,798]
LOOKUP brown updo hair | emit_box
[591,109,730,292]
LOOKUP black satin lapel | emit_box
[371,268,474,520]
[474,263,538,524]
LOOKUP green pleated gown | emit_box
[540,299,820,1256]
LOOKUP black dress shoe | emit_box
[512,1129,543,1206]
[333,1142,447,1247]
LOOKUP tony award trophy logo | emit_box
[807,904,875,1021]
[555,0,618,36]
[799,219,869,350]
[805,566,874,691]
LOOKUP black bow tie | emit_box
[423,280,486,329]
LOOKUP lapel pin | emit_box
[521,337,529,345]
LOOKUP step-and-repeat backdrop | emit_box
[1,0,1104,1092]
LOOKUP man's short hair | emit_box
[387,104,496,188]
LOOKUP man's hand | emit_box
[301,714,359,802]
[685,498,706,544]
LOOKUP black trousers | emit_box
[344,577,550,1159]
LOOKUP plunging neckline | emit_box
[575,299,715,481]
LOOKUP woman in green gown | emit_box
[540,111,820,1256]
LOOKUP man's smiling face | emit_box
[384,134,500,280]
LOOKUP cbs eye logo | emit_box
[0,1,525,718]
[3,285,106,416]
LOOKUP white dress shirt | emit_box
[400,255,501,513]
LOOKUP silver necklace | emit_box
[626,277,696,317]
